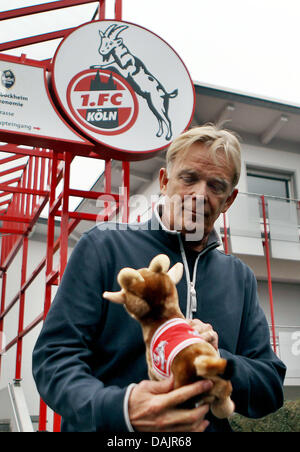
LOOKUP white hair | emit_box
[166,124,241,187]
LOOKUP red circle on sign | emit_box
[66,69,139,136]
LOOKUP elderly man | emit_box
[32,125,286,432]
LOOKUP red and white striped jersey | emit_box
[150,318,205,379]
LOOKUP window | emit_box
[247,168,293,200]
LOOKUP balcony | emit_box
[134,191,300,263]
[220,192,300,261]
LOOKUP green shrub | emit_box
[229,400,300,432]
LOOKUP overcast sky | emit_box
[1,0,300,212]
[2,0,300,106]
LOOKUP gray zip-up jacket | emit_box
[32,213,286,432]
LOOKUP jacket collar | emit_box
[146,199,221,251]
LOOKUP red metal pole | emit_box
[33,157,39,212]
[115,0,123,20]
[104,159,112,216]
[51,152,72,433]
[105,160,112,194]
[99,0,106,20]
[26,157,33,217]
[20,165,27,219]
[0,154,25,165]
[122,162,130,223]
[15,235,29,381]
[53,412,62,433]
[2,225,7,266]
[0,272,7,375]
[261,195,277,354]
[0,214,31,223]
[0,145,53,159]
[0,200,10,208]
[44,156,57,312]
[0,164,26,178]
[0,27,77,52]
[38,399,48,432]
[0,0,98,21]
[59,153,71,276]
[0,185,47,197]
[222,212,229,254]
[40,154,46,193]
[39,154,58,432]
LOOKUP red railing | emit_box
[0,145,129,431]
[0,0,127,432]
[0,1,101,53]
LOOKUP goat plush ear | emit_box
[103,290,126,304]
[167,262,184,285]
[149,254,170,273]
[118,268,144,290]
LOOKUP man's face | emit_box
[159,142,238,242]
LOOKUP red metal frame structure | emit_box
[0,0,129,432]
[222,213,229,254]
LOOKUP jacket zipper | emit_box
[178,236,201,319]
[190,282,197,314]
[178,235,219,319]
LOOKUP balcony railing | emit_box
[133,192,300,260]
[224,192,300,259]
[270,325,300,382]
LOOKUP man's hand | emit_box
[128,376,213,432]
[188,319,219,351]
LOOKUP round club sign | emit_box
[52,20,195,159]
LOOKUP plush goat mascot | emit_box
[103,254,235,419]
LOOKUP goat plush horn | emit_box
[149,254,170,273]
[103,289,126,304]
[167,263,184,285]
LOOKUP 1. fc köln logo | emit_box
[52,20,195,156]
[67,69,138,135]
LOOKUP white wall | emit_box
[239,143,300,198]
[257,280,300,328]
[229,142,300,263]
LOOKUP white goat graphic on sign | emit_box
[97,24,178,141]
